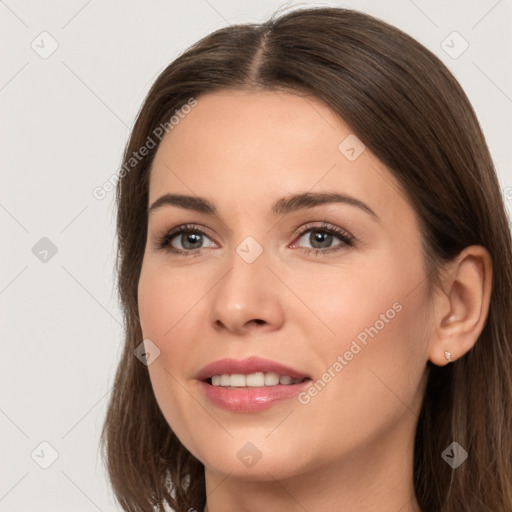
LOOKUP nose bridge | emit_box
[209,232,284,332]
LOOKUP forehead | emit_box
[148,90,410,223]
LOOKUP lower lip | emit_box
[199,380,310,412]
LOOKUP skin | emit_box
[137,90,492,512]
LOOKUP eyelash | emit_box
[154,222,355,257]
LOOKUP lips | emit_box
[196,356,312,412]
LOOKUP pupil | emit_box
[183,233,202,249]
[311,231,332,248]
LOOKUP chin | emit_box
[186,436,312,482]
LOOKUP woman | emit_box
[101,6,512,512]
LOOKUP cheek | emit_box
[138,260,209,339]
[296,255,430,430]
[138,264,205,456]
[137,260,215,441]
[289,259,404,345]
[138,269,172,339]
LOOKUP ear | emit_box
[428,245,493,366]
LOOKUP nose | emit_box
[208,244,285,335]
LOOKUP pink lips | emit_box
[196,356,311,412]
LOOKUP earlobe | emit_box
[428,245,492,367]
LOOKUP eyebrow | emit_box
[148,192,378,220]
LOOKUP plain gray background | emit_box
[1,0,511,510]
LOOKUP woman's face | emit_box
[138,90,433,481]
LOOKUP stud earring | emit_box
[444,351,452,362]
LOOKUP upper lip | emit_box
[196,356,311,381]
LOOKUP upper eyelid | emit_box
[159,221,348,236]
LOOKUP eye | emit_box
[291,222,354,255]
[154,224,216,256]
[154,221,355,257]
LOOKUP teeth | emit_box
[230,374,246,387]
[210,372,305,387]
[264,372,279,386]
[246,372,264,387]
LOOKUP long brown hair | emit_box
[100,7,512,511]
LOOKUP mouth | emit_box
[197,357,312,412]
